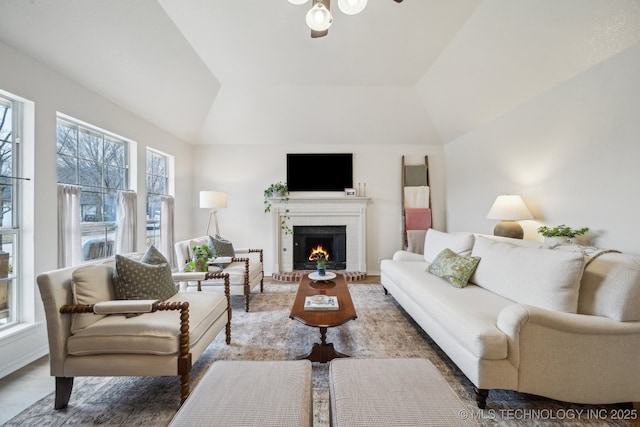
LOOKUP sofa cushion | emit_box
[112,250,177,301]
[428,249,480,288]
[578,251,640,321]
[67,291,227,355]
[71,264,115,333]
[183,255,263,293]
[470,236,585,313]
[380,259,510,360]
[423,229,475,263]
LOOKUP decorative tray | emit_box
[308,271,336,282]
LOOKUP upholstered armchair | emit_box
[37,252,231,409]
[174,236,264,312]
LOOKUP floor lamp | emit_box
[200,191,228,236]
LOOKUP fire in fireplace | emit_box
[293,225,346,270]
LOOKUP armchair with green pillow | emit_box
[37,246,231,409]
[174,236,264,312]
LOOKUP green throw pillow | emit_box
[141,244,169,265]
[113,246,177,301]
[428,248,480,288]
[209,234,235,257]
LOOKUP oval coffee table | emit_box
[289,273,357,363]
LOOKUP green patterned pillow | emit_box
[209,234,235,257]
[113,248,177,301]
[428,248,481,288]
[141,244,168,265]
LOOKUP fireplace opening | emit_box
[293,225,346,270]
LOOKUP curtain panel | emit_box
[160,195,176,269]
[57,184,82,268]
[116,190,137,254]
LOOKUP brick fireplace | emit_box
[268,196,370,273]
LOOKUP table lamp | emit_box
[200,191,228,236]
[486,195,533,239]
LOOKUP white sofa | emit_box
[380,229,640,408]
[37,252,231,409]
[174,237,264,312]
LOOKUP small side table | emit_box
[172,266,221,291]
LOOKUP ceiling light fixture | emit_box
[290,0,403,38]
[306,1,332,32]
[338,0,367,15]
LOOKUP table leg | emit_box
[297,327,349,363]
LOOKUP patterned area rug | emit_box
[5,283,635,426]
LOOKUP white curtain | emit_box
[160,195,176,269]
[116,190,137,254]
[58,184,82,268]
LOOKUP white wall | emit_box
[444,43,640,254]
[190,144,445,275]
[0,41,194,377]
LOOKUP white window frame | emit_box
[0,93,22,331]
[56,113,133,262]
[145,148,170,248]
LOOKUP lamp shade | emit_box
[486,195,532,220]
[306,2,332,31]
[338,0,367,15]
[199,191,228,209]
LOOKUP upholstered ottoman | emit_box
[170,360,312,427]
[329,358,476,426]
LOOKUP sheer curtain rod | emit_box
[0,176,31,181]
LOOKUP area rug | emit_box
[5,283,635,426]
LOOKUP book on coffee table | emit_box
[304,295,339,311]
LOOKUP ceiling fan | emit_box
[289,0,404,39]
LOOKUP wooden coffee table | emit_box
[289,273,357,363]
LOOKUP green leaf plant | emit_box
[263,182,292,235]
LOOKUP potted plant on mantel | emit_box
[537,224,590,245]
[264,182,292,235]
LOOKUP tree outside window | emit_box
[56,117,129,261]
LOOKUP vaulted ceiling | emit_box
[1,0,639,145]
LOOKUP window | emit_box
[56,116,130,261]
[146,149,169,248]
[0,95,21,329]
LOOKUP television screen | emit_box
[287,153,353,192]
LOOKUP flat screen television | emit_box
[287,153,353,192]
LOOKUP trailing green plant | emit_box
[263,182,292,235]
[184,243,213,272]
[537,224,589,238]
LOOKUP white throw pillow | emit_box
[423,229,475,263]
[470,236,585,313]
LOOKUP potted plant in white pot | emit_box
[537,224,589,245]
[184,244,213,272]
[264,182,292,235]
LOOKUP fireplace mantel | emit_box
[269,196,370,273]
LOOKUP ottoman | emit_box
[329,358,476,426]
[170,360,312,427]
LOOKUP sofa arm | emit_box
[391,250,425,262]
[497,304,640,403]
[93,300,157,314]
[497,303,640,368]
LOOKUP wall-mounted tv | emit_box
[287,153,353,192]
